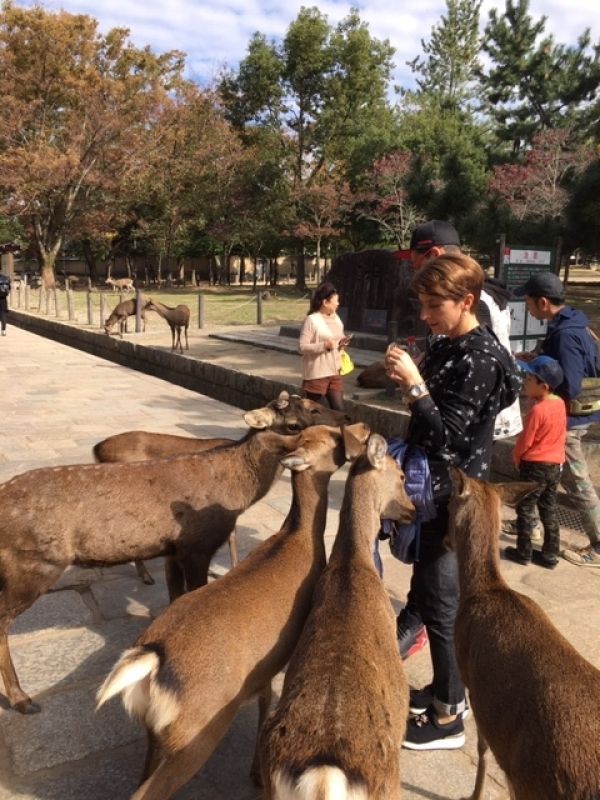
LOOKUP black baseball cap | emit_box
[513,271,565,300]
[410,220,461,252]
[519,355,564,390]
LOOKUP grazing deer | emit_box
[260,434,414,800]
[0,425,350,716]
[92,391,350,584]
[105,277,135,292]
[356,360,388,388]
[146,300,190,353]
[96,423,371,800]
[104,297,151,337]
[448,468,600,800]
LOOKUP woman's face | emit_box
[321,293,339,315]
[418,292,470,338]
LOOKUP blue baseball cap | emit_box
[519,355,564,390]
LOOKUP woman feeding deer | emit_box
[385,253,521,750]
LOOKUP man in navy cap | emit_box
[514,271,600,567]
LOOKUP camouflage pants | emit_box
[561,426,600,545]
[517,461,562,559]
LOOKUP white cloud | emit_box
[17,0,600,91]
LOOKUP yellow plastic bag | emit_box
[339,349,355,376]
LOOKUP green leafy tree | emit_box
[479,0,600,153]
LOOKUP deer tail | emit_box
[96,645,180,732]
[273,766,368,800]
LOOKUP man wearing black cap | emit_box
[514,271,600,567]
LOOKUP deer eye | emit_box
[286,423,301,432]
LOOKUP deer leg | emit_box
[181,552,212,592]
[140,729,163,783]
[250,682,272,785]
[134,560,155,585]
[462,725,488,800]
[228,529,239,568]
[0,630,40,714]
[164,556,186,602]
[132,706,239,800]
[184,326,189,350]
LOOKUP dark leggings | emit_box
[305,390,345,412]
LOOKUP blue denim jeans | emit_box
[409,506,466,717]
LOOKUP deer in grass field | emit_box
[92,391,350,585]
[447,468,600,800]
[105,276,135,292]
[96,423,371,800]
[146,299,190,353]
[104,296,151,337]
[0,422,352,716]
[260,434,415,800]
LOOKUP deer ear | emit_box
[449,467,471,498]
[244,407,276,429]
[274,391,290,410]
[495,481,540,508]
[366,434,388,470]
[343,422,371,461]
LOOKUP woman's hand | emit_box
[385,345,423,388]
[339,335,353,349]
[324,339,336,351]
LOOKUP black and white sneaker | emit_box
[409,684,470,720]
[403,706,465,751]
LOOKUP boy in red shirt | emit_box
[505,356,567,569]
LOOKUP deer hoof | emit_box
[14,698,41,715]
[141,573,155,586]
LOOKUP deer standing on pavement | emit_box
[96,423,371,800]
[448,469,600,800]
[260,434,415,800]
[105,277,135,292]
[0,425,348,715]
[146,300,190,352]
[92,391,350,585]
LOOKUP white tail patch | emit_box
[96,647,181,732]
[273,766,368,800]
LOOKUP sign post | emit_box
[501,244,555,353]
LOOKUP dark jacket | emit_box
[407,325,521,502]
[540,307,600,427]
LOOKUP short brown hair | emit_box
[411,253,484,305]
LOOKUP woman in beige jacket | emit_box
[298,282,352,411]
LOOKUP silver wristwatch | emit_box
[407,382,429,401]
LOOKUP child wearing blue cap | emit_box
[505,356,567,569]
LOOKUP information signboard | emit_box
[502,244,555,352]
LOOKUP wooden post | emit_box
[24,285,30,311]
[135,288,143,333]
[53,287,61,318]
[256,290,263,325]
[99,293,106,326]
[38,285,44,312]
[16,283,22,309]
[44,287,50,315]
[87,291,93,325]
[67,290,75,321]
[198,293,205,328]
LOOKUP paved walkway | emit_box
[0,325,598,800]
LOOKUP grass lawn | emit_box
[17,284,313,329]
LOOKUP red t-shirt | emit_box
[513,395,566,466]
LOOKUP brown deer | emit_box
[146,299,190,353]
[104,296,151,337]
[260,434,414,800]
[448,468,600,800]
[105,276,135,292]
[92,391,350,584]
[356,360,388,388]
[96,423,371,800]
[0,425,349,716]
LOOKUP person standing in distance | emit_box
[298,282,352,412]
[513,271,600,567]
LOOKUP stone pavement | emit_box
[0,325,598,800]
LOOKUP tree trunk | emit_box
[295,241,306,289]
[81,240,98,284]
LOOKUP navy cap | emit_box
[410,220,460,252]
[513,271,565,300]
[519,355,564,390]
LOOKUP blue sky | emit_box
[17,0,600,91]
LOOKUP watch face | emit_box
[409,383,425,398]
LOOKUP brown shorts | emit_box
[302,374,343,395]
